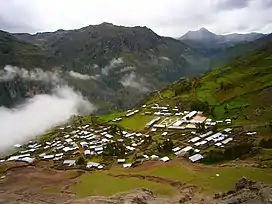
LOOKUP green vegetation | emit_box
[72,172,175,197]
[42,186,61,194]
[119,114,154,131]
[146,42,272,126]
[110,162,272,194]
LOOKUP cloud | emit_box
[0,0,271,37]
[159,56,171,61]
[120,72,150,92]
[0,65,95,152]
[215,0,251,10]
[68,71,91,80]
[119,66,136,73]
[0,65,62,84]
[0,86,95,152]
[101,58,123,75]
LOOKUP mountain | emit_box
[0,30,56,68]
[179,27,265,55]
[147,36,272,126]
[1,23,210,113]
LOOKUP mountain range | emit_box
[179,27,264,50]
[0,23,271,113]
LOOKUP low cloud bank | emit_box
[0,86,95,152]
[0,65,62,84]
[0,65,95,152]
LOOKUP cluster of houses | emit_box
[1,122,173,169]
[1,102,258,170]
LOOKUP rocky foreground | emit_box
[69,178,272,204]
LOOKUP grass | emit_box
[119,114,154,131]
[100,112,126,122]
[72,172,175,197]
[42,186,61,194]
[109,161,272,194]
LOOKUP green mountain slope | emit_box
[0,30,55,68]
[146,40,272,126]
[2,23,210,113]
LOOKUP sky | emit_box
[0,0,272,37]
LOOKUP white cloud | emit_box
[101,58,123,75]
[159,56,171,61]
[68,70,91,80]
[0,65,61,84]
[119,66,136,73]
[0,0,271,37]
[0,86,95,152]
[120,72,150,92]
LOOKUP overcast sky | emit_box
[0,0,271,37]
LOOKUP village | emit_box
[0,103,258,171]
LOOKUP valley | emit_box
[0,20,272,204]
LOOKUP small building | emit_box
[118,159,126,163]
[160,156,170,162]
[123,163,132,168]
[150,155,159,160]
[20,157,35,163]
[63,160,76,167]
[189,154,204,162]
[172,147,181,152]
[86,162,101,168]
[162,132,168,136]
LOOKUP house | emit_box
[84,150,91,155]
[189,154,204,162]
[150,155,159,160]
[153,124,165,128]
[143,155,149,160]
[20,157,35,163]
[180,146,193,153]
[118,159,126,163]
[63,160,76,167]
[194,149,200,153]
[123,163,132,168]
[199,131,213,138]
[222,138,233,145]
[172,147,181,152]
[126,146,135,151]
[160,156,170,162]
[146,117,161,127]
[162,132,168,136]
[189,137,201,143]
[43,155,54,159]
[86,162,101,168]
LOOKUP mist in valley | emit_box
[0,65,95,152]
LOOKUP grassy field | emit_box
[119,114,154,131]
[72,172,175,197]
[100,112,126,122]
[71,160,272,197]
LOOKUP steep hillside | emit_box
[2,23,210,113]
[146,40,272,127]
[0,30,55,68]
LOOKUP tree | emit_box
[157,139,174,154]
[196,122,206,133]
[224,105,229,113]
[76,156,86,166]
